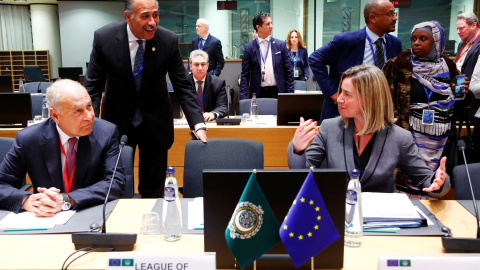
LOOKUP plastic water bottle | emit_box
[163,166,182,242]
[250,93,258,119]
[41,96,49,120]
[18,78,25,93]
[345,169,363,247]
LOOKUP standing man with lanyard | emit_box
[239,11,294,100]
[455,12,480,160]
[85,0,207,198]
[309,0,401,123]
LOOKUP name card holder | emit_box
[106,252,216,270]
[378,253,480,270]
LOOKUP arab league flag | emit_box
[279,171,340,267]
[225,172,280,269]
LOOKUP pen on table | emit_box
[2,228,48,232]
[363,229,397,233]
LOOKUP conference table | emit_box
[0,199,476,270]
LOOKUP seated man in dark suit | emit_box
[188,50,228,121]
[0,79,125,216]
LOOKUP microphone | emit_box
[226,84,231,118]
[72,135,137,251]
[37,82,41,93]
[442,139,480,252]
[230,87,235,116]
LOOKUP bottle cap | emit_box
[166,166,175,174]
[350,169,360,178]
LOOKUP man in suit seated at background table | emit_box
[188,49,228,121]
[0,79,125,217]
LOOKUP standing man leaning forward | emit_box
[188,50,228,122]
[85,0,207,198]
[0,79,125,216]
[239,11,294,99]
[191,18,225,76]
[309,0,401,124]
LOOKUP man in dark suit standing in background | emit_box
[309,0,402,123]
[239,11,294,100]
[456,12,480,156]
[84,0,207,198]
[188,50,227,121]
[0,79,125,215]
[191,18,225,76]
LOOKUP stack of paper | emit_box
[0,211,75,231]
[362,193,424,229]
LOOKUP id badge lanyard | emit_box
[366,34,385,69]
[290,50,298,69]
[257,38,271,80]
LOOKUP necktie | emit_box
[374,38,385,69]
[197,80,203,111]
[132,40,144,127]
[199,38,205,50]
[134,40,144,92]
[66,137,77,192]
[262,40,273,84]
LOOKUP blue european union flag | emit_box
[279,171,340,267]
[109,259,121,266]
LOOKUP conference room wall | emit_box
[30,4,61,79]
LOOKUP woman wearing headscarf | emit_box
[383,21,466,198]
[286,29,309,81]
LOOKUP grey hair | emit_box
[125,0,159,18]
[189,49,209,63]
[458,12,479,27]
[197,18,209,29]
[46,79,89,114]
[364,0,384,24]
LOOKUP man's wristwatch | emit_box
[61,193,71,211]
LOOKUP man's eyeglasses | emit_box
[374,11,397,18]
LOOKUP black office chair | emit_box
[30,93,45,118]
[294,80,307,90]
[182,138,264,198]
[24,82,52,94]
[120,145,139,198]
[453,163,480,200]
[23,66,47,83]
[0,137,30,191]
[239,98,277,115]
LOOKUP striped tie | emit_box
[374,38,385,69]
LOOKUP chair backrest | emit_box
[294,80,307,90]
[23,66,47,83]
[183,138,264,198]
[0,137,27,188]
[121,145,135,198]
[453,163,480,200]
[30,93,45,118]
[24,82,51,94]
[239,98,278,115]
[316,82,321,91]
[167,81,174,92]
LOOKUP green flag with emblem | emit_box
[225,172,280,269]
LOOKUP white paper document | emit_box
[0,210,75,230]
[188,197,204,231]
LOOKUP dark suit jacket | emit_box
[240,37,295,99]
[287,117,450,198]
[191,34,225,76]
[188,73,228,118]
[455,38,480,79]
[289,47,310,79]
[309,27,402,123]
[0,118,125,213]
[85,21,204,150]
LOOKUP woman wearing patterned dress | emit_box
[383,21,467,198]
